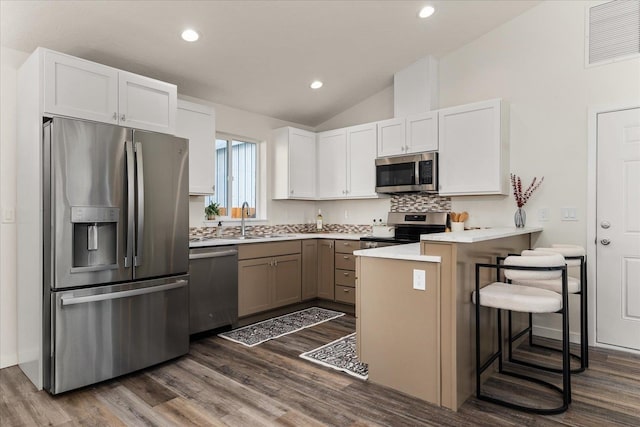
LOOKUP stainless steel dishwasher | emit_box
[188,245,238,334]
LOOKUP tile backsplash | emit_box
[190,223,372,239]
[390,194,451,212]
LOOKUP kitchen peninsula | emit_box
[354,227,542,411]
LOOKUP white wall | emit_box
[0,47,29,368]
[440,0,640,249]
[315,85,394,132]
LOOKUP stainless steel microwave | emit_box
[375,152,438,194]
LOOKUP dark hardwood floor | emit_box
[1,309,639,426]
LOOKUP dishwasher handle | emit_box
[189,249,238,260]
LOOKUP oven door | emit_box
[375,156,417,193]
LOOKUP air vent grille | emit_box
[588,0,640,65]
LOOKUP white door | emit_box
[118,71,177,134]
[317,129,347,198]
[43,50,118,124]
[347,123,377,198]
[596,107,640,351]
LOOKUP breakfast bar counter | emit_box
[355,227,542,411]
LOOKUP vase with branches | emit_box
[510,173,544,227]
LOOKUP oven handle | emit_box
[60,280,187,306]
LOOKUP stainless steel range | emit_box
[360,212,448,249]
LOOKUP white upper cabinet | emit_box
[44,50,119,124]
[346,123,377,198]
[317,129,347,198]
[119,71,177,134]
[377,112,437,157]
[272,127,316,199]
[377,118,406,157]
[406,111,438,153]
[42,49,177,134]
[438,99,509,196]
[317,123,378,199]
[176,100,215,195]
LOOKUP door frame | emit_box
[587,103,640,354]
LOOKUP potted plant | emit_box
[205,201,220,220]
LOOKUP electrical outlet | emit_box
[413,269,426,291]
[538,208,549,222]
[561,207,578,221]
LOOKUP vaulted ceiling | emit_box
[1,0,540,126]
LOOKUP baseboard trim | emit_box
[532,325,582,344]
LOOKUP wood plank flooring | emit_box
[1,310,639,426]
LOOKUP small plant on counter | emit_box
[510,173,544,208]
[205,201,220,220]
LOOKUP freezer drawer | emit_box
[50,275,189,394]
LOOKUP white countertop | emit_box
[189,232,365,248]
[420,227,543,243]
[354,243,441,263]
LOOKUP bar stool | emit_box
[474,253,571,414]
[508,245,588,373]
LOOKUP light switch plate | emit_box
[561,207,578,221]
[413,269,426,291]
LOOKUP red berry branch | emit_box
[510,173,544,208]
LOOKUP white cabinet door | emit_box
[43,50,118,124]
[406,111,438,153]
[377,118,406,157]
[347,123,377,198]
[438,99,508,195]
[288,128,316,198]
[118,71,177,134]
[317,129,347,198]
[176,100,215,195]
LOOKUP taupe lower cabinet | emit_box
[238,241,302,317]
[301,240,318,300]
[317,240,335,300]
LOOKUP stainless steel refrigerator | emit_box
[43,117,189,394]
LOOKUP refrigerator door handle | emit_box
[60,280,188,306]
[135,141,145,267]
[125,141,135,268]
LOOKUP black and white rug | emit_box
[300,332,369,380]
[218,307,345,347]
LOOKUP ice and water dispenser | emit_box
[71,207,119,270]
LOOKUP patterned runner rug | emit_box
[218,307,345,347]
[300,332,369,380]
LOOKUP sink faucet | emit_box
[241,201,249,237]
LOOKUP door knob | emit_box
[600,238,611,246]
[600,221,611,229]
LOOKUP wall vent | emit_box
[587,0,640,66]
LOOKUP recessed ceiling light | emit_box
[181,29,199,42]
[310,80,323,89]
[418,6,435,19]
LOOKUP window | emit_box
[206,135,258,219]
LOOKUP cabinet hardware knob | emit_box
[343,256,349,259]
[343,272,349,276]
[344,288,350,292]
[274,260,278,267]
[121,114,126,121]
[112,112,117,120]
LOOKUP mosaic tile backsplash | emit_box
[190,194,450,239]
[190,223,372,239]
[390,194,451,212]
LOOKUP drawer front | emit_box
[335,269,355,287]
[238,240,301,260]
[335,253,356,270]
[335,239,358,254]
[335,285,356,304]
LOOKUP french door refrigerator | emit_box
[43,117,189,394]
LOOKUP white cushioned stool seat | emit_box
[534,245,585,267]
[475,282,562,313]
[503,253,565,281]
